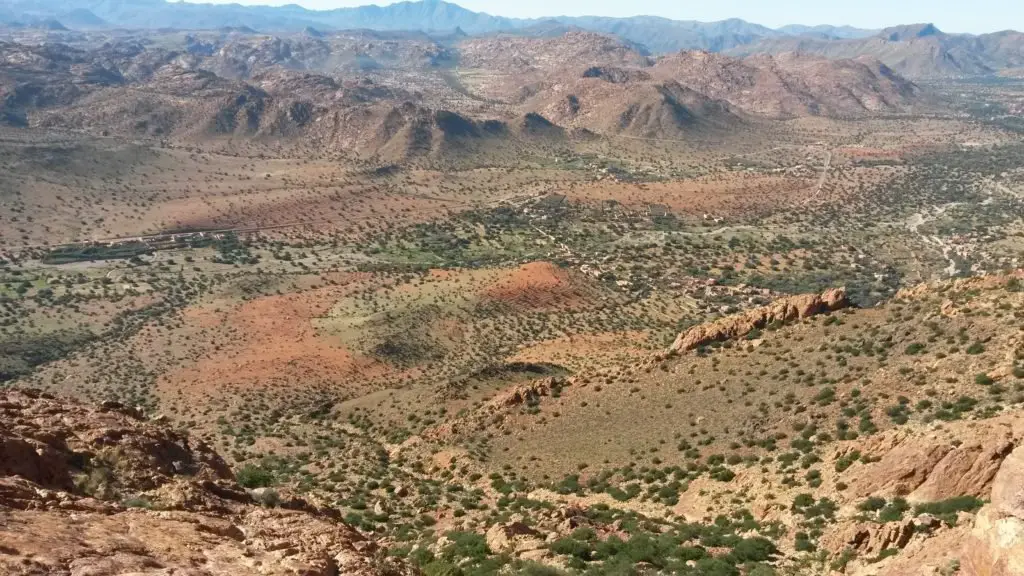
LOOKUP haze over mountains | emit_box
[2,0,1021,69]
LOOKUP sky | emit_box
[186,0,1024,34]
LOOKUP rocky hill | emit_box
[652,51,921,117]
[0,29,927,154]
[0,388,411,576]
[452,33,922,137]
[731,24,1024,78]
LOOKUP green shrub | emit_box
[831,548,857,572]
[694,557,739,576]
[123,497,153,509]
[792,493,815,509]
[904,343,926,355]
[858,497,886,512]
[253,488,279,507]
[711,468,736,482]
[236,464,274,488]
[422,561,461,576]
[835,450,861,472]
[878,498,910,522]
[441,531,490,563]
[729,537,777,563]
[914,496,985,516]
[515,561,567,576]
[549,538,593,561]
[794,532,816,552]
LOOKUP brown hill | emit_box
[453,32,921,137]
[455,30,652,80]
[370,103,522,160]
[652,50,920,118]
[515,45,918,137]
[1,29,926,151]
[730,26,1024,78]
[524,72,742,138]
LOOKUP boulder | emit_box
[0,389,234,498]
[823,519,915,556]
[850,430,1014,501]
[991,446,1024,519]
[963,506,1024,576]
[962,446,1024,576]
[485,521,542,553]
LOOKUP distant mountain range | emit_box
[2,0,1021,77]
[729,23,1024,77]
[0,26,924,159]
[0,0,880,53]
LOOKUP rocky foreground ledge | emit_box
[0,388,412,576]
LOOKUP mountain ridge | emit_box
[730,22,1024,77]
[3,1,1019,77]
[0,0,960,54]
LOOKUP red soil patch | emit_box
[157,273,398,404]
[482,262,587,311]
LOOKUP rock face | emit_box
[668,287,851,352]
[963,446,1024,576]
[824,519,917,556]
[0,388,412,576]
[0,389,233,495]
[910,435,1015,502]
[849,425,1015,502]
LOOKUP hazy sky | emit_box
[191,0,1024,34]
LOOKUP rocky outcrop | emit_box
[0,388,233,496]
[423,377,569,441]
[668,287,851,352]
[487,377,567,410]
[910,435,1015,502]
[849,424,1016,501]
[850,440,952,498]
[963,446,1024,576]
[824,519,917,556]
[485,521,544,554]
[0,389,412,576]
